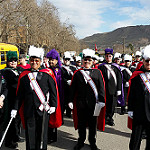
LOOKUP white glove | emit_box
[48,107,56,114]
[11,110,17,118]
[68,102,73,109]
[98,102,105,108]
[116,90,121,96]
[125,82,129,87]
[128,111,133,118]
[67,80,71,86]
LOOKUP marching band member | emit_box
[128,45,150,150]
[98,48,123,126]
[62,52,76,118]
[46,49,64,143]
[121,54,134,115]
[10,46,61,150]
[1,51,24,149]
[69,48,105,150]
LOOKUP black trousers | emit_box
[129,119,150,150]
[25,112,49,150]
[105,93,117,120]
[77,106,97,145]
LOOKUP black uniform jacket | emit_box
[128,66,150,123]
[98,63,122,95]
[122,66,134,85]
[61,65,76,82]
[70,68,105,111]
[1,67,23,110]
[14,69,57,119]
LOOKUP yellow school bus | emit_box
[0,43,19,69]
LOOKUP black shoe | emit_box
[66,114,72,118]
[106,120,115,126]
[14,136,25,143]
[74,143,84,150]
[48,139,57,144]
[90,144,98,150]
[120,111,125,115]
[5,142,18,149]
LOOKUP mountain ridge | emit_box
[81,25,150,53]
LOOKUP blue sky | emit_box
[45,0,150,39]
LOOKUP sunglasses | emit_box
[64,58,70,61]
[145,60,150,63]
[84,58,92,62]
[9,58,18,62]
[106,55,112,58]
[30,59,40,63]
[125,60,131,62]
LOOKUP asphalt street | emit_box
[2,110,146,150]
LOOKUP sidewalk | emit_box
[2,113,146,150]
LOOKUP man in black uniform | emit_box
[69,49,105,150]
[11,46,58,150]
[98,48,122,126]
[62,51,76,118]
[128,45,150,150]
[121,54,135,115]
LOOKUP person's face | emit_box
[93,59,98,65]
[7,58,18,68]
[105,54,113,63]
[19,58,25,64]
[64,58,70,66]
[143,59,150,71]
[43,57,48,63]
[29,57,41,70]
[49,58,58,68]
[82,57,93,68]
[136,55,141,61]
[125,60,131,67]
[114,58,121,65]
[76,61,81,67]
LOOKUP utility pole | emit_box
[122,37,126,54]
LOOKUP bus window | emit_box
[1,51,6,65]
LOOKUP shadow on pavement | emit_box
[103,126,131,138]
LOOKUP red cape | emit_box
[18,68,62,129]
[72,68,106,131]
[127,70,143,130]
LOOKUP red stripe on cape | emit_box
[127,70,143,130]
[71,68,106,131]
[18,68,62,129]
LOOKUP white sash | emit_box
[28,73,50,112]
[80,70,99,102]
[104,64,117,85]
[125,68,132,76]
[62,65,74,76]
[140,73,150,93]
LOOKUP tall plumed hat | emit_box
[29,45,44,60]
[124,54,132,62]
[105,48,113,55]
[64,51,72,59]
[7,51,18,61]
[93,54,100,60]
[46,49,61,67]
[135,51,142,56]
[76,56,81,62]
[82,48,95,58]
[142,45,150,60]
[114,52,121,59]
